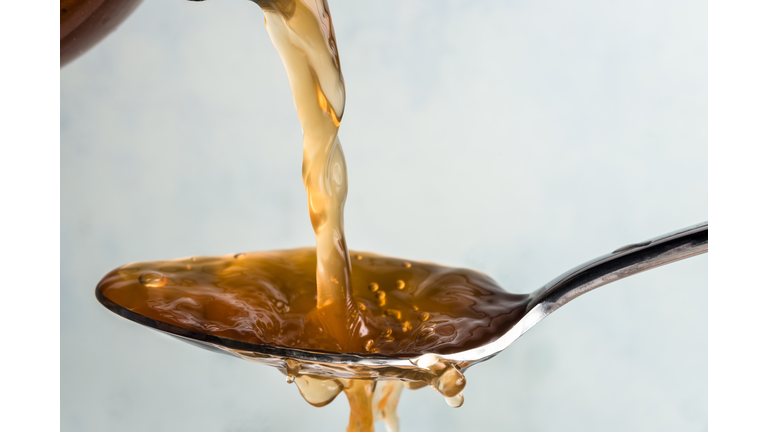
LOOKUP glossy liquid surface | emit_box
[96,0,525,429]
[97,248,529,356]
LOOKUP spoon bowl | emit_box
[96,222,708,380]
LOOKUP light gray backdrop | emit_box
[61,0,707,430]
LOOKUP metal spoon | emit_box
[96,221,708,380]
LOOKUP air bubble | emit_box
[403,262,412,268]
[138,272,166,288]
[368,282,379,292]
[364,339,375,352]
[385,309,402,320]
[376,291,386,306]
[355,254,363,260]
[395,280,405,290]
[419,312,430,322]
[357,302,367,311]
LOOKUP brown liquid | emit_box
[97,249,528,356]
[96,0,528,430]
[98,249,527,430]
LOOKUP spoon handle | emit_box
[528,221,708,315]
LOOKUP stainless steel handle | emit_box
[529,221,708,315]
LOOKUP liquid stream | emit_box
[97,0,526,430]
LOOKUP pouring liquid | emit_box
[97,0,527,430]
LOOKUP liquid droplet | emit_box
[285,359,300,378]
[294,375,344,407]
[445,392,464,408]
[434,365,466,397]
[286,375,295,384]
[368,282,379,292]
[355,254,363,260]
[138,272,166,288]
[403,262,412,268]
[364,339,375,352]
[395,280,405,290]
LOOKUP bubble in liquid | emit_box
[395,280,405,290]
[357,302,367,311]
[139,272,166,288]
[419,312,430,322]
[380,327,392,337]
[376,291,386,306]
[445,392,464,408]
[368,282,379,292]
[355,254,363,260]
[364,339,375,352]
[274,300,290,312]
[403,262,412,268]
[385,309,402,320]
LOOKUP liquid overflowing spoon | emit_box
[96,221,708,381]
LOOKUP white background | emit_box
[56,1,710,431]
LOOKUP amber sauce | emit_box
[99,249,528,356]
[97,0,529,430]
[98,249,528,430]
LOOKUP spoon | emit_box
[96,221,708,380]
